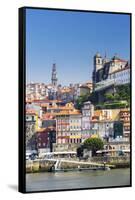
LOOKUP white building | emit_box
[112,66,130,85]
[93,53,130,92]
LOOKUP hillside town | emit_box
[26,53,130,160]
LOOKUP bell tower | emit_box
[92,52,103,89]
[94,52,103,72]
[51,63,58,87]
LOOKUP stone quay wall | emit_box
[26,156,130,173]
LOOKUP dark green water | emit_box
[26,168,130,192]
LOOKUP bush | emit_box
[104,101,128,109]
[95,101,128,110]
[83,137,104,156]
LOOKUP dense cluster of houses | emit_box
[26,53,130,156]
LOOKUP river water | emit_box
[26,168,130,192]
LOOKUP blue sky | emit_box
[26,8,130,85]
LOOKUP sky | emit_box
[26,8,130,85]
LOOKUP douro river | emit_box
[26,168,130,192]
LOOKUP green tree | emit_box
[83,137,104,156]
[75,94,89,110]
[116,84,130,105]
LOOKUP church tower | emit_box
[92,52,103,90]
[51,63,58,87]
[94,52,103,72]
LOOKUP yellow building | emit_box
[94,109,120,121]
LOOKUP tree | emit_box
[76,145,84,158]
[83,137,104,156]
[75,94,89,110]
[116,84,130,105]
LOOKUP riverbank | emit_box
[91,156,130,169]
[108,162,130,168]
[26,157,130,173]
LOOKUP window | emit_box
[98,59,100,64]
[32,116,35,121]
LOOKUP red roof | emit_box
[26,110,37,115]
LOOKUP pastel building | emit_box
[36,127,56,155]
[81,101,94,142]
[56,109,82,144]
[55,101,95,145]
[91,109,120,139]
